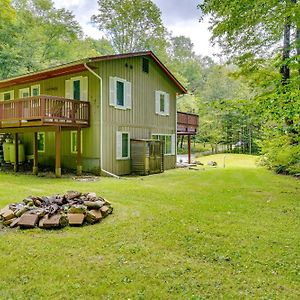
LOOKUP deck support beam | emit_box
[14,133,19,172]
[76,128,82,176]
[55,127,61,178]
[33,132,38,175]
[187,134,191,164]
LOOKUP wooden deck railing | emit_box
[0,95,90,128]
[177,111,199,134]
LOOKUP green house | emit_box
[0,52,187,177]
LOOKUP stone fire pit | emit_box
[0,191,113,229]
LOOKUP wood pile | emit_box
[0,191,113,229]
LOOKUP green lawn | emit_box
[0,154,299,299]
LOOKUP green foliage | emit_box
[0,0,114,80]
[91,0,167,54]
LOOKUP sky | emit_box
[52,0,218,58]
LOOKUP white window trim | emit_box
[37,132,45,153]
[70,131,83,154]
[0,90,14,101]
[19,88,30,98]
[152,133,175,156]
[65,76,88,101]
[115,77,127,109]
[31,84,40,96]
[116,131,130,160]
[155,90,170,116]
[109,76,132,110]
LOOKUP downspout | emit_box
[84,63,120,179]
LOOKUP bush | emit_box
[258,131,300,176]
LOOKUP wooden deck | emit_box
[177,111,199,135]
[0,95,90,129]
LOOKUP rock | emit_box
[18,213,39,228]
[10,218,20,228]
[65,191,81,200]
[208,161,217,166]
[85,210,102,224]
[3,218,15,226]
[100,205,113,217]
[42,214,68,228]
[83,200,104,209]
[2,209,15,221]
[87,192,97,201]
[15,206,29,217]
[68,213,85,226]
[0,205,10,216]
[68,205,87,214]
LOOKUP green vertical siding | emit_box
[0,56,181,175]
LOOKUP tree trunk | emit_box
[280,21,291,84]
[296,27,300,76]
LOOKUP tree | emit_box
[199,0,300,81]
[91,0,167,54]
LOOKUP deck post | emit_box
[55,126,61,178]
[33,132,38,175]
[76,128,82,176]
[14,133,19,172]
[188,134,191,164]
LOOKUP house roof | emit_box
[0,51,187,93]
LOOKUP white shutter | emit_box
[116,131,122,159]
[0,93,3,101]
[171,134,175,155]
[81,77,88,101]
[11,90,15,100]
[155,91,160,114]
[125,81,132,109]
[165,93,170,116]
[109,77,116,106]
[65,79,72,99]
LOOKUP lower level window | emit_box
[152,134,174,155]
[116,131,130,159]
[37,132,45,152]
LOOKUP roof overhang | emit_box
[0,51,187,94]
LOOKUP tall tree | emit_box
[91,0,167,54]
[199,0,299,80]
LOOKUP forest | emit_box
[1,0,299,176]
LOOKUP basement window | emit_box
[116,131,130,160]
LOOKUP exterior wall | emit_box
[96,56,178,175]
[0,55,180,175]
[0,71,101,173]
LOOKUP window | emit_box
[116,80,125,106]
[152,134,175,155]
[155,91,170,115]
[31,85,40,96]
[19,88,30,98]
[0,90,14,101]
[73,80,80,100]
[116,131,130,159]
[37,132,45,152]
[142,58,149,73]
[109,77,131,109]
[65,76,88,101]
[71,131,83,154]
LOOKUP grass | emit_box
[0,154,299,299]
